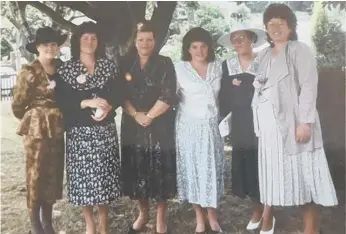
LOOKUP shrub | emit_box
[311,2,345,68]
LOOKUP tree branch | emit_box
[127,1,147,24]
[57,1,101,22]
[5,15,21,30]
[151,1,177,52]
[27,1,76,31]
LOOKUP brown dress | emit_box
[12,60,64,212]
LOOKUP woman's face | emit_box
[266,18,292,44]
[188,41,209,63]
[230,31,253,55]
[80,33,98,55]
[36,42,59,59]
[135,31,155,57]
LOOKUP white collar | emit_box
[226,55,258,76]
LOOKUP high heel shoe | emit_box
[208,229,223,234]
[260,217,276,234]
[246,217,262,230]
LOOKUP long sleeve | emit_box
[218,60,232,119]
[158,57,177,106]
[54,74,88,124]
[104,60,127,110]
[12,66,34,119]
[294,42,318,123]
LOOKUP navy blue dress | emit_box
[120,54,177,201]
[219,57,260,202]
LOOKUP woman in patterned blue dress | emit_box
[55,22,124,234]
[175,27,224,234]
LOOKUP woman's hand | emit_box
[296,123,312,143]
[81,98,111,110]
[91,109,109,121]
[81,98,112,121]
[134,112,153,127]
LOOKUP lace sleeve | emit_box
[158,57,177,106]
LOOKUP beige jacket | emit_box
[251,41,324,155]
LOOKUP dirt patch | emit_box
[1,101,344,234]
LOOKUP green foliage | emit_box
[1,38,13,59]
[311,1,345,68]
[164,2,232,61]
[244,1,269,14]
[287,1,313,13]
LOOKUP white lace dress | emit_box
[175,61,224,208]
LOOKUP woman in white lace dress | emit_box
[175,27,224,234]
[252,4,338,234]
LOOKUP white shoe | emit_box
[246,218,262,230]
[260,217,276,234]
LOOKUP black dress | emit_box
[55,58,124,206]
[120,54,177,201]
[219,57,260,202]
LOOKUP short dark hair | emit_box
[263,3,298,47]
[70,21,105,59]
[127,20,156,56]
[132,20,156,40]
[181,27,215,62]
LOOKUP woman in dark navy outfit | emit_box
[218,23,267,232]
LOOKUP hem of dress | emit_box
[178,199,219,209]
[261,200,338,207]
[123,194,177,202]
[68,197,120,206]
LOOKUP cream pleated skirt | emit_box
[255,99,338,206]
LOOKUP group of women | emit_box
[12,3,337,234]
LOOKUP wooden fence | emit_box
[0,74,16,101]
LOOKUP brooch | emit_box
[232,78,242,86]
[46,80,56,89]
[76,73,87,84]
[125,72,132,81]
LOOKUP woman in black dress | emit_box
[55,22,123,234]
[218,24,266,231]
[121,20,177,234]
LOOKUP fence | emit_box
[1,74,16,101]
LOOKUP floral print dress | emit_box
[55,57,124,206]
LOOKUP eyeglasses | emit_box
[267,21,286,27]
[230,35,246,44]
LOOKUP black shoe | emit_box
[208,230,223,234]
[195,231,207,234]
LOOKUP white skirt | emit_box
[175,112,225,208]
[256,100,338,206]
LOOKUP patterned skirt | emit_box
[66,123,121,206]
[175,112,225,208]
[256,99,338,206]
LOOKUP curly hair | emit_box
[181,27,215,62]
[263,3,298,47]
[70,21,105,59]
